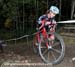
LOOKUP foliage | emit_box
[0,0,17,18]
[0,0,71,39]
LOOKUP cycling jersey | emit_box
[37,14,57,30]
[37,14,56,24]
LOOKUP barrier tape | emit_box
[5,32,37,42]
[58,20,75,23]
[3,20,75,42]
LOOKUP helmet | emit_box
[50,6,59,14]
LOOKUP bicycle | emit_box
[33,24,65,65]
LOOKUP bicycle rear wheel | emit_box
[39,33,65,65]
[33,36,39,54]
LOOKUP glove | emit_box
[36,28,40,31]
[45,21,51,26]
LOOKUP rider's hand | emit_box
[36,28,40,31]
[45,21,51,26]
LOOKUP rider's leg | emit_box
[41,28,49,48]
[49,34,55,45]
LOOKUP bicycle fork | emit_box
[45,37,53,49]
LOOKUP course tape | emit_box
[4,20,75,42]
[58,20,75,23]
[5,32,37,42]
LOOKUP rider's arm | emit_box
[45,21,51,26]
[51,21,57,32]
[37,15,46,30]
[39,20,45,30]
[52,24,56,32]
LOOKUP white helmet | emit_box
[50,6,59,14]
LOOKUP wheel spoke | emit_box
[52,48,61,54]
[51,51,57,61]
[52,42,60,47]
[42,49,48,56]
[48,50,50,60]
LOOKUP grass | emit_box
[62,36,75,45]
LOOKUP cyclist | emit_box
[37,6,59,41]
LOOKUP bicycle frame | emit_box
[36,27,52,48]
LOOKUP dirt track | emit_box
[0,37,75,67]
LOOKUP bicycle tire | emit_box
[38,32,65,65]
[33,36,39,54]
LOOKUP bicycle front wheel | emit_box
[39,33,65,65]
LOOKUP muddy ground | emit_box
[0,36,75,67]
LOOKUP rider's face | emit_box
[48,11,56,18]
